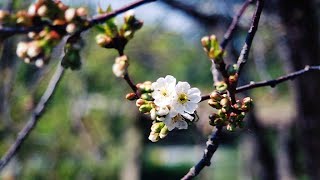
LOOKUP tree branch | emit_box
[236,65,320,93]
[0,63,65,171]
[201,65,320,101]
[0,0,156,37]
[181,126,223,180]
[237,0,265,76]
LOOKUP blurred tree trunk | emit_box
[278,0,320,179]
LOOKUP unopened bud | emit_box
[112,56,129,78]
[208,99,222,109]
[16,42,29,58]
[159,126,169,139]
[141,93,153,101]
[227,64,238,75]
[37,5,48,17]
[242,97,253,112]
[228,74,238,84]
[210,91,222,101]
[66,23,77,34]
[28,32,37,39]
[151,122,165,133]
[139,104,152,113]
[76,7,87,17]
[0,10,9,22]
[124,10,135,23]
[27,42,42,58]
[150,108,156,120]
[201,36,210,49]
[24,58,31,64]
[95,34,112,47]
[28,4,37,16]
[65,8,76,22]
[220,98,230,108]
[215,81,228,92]
[148,131,160,142]
[35,59,44,68]
[135,99,145,107]
[126,93,137,101]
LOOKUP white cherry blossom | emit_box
[151,75,176,106]
[170,81,201,117]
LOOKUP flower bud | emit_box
[156,106,169,116]
[151,122,165,133]
[65,8,76,22]
[220,98,230,108]
[215,81,228,92]
[28,4,37,16]
[229,74,238,84]
[201,36,210,49]
[35,59,44,68]
[126,92,137,101]
[135,99,145,107]
[139,104,152,113]
[16,42,29,58]
[210,91,222,101]
[28,32,37,39]
[37,5,48,17]
[150,108,156,120]
[217,109,226,119]
[76,7,87,17]
[95,34,113,47]
[66,23,77,34]
[208,99,222,109]
[141,93,153,101]
[241,97,253,112]
[0,10,9,22]
[27,42,42,58]
[148,131,160,142]
[112,56,129,78]
[227,64,238,75]
[24,58,31,64]
[159,126,169,139]
[124,10,135,24]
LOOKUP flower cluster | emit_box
[127,75,201,142]
[208,90,253,131]
[95,9,143,52]
[8,0,88,67]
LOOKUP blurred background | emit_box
[0,0,319,179]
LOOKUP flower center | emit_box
[161,89,168,97]
[178,93,188,104]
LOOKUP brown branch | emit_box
[0,0,156,36]
[0,63,65,171]
[237,0,265,76]
[236,65,320,93]
[181,126,223,180]
[220,0,253,50]
[200,65,320,101]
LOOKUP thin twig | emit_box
[220,0,253,50]
[236,0,264,76]
[236,65,320,93]
[181,126,223,180]
[0,64,65,171]
[124,73,137,92]
[200,65,320,101]
[0,0,156,36]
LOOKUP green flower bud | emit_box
[151,122,165,133]
[241,97,253,112]
[141,93,153,101]
[227,64,238,75]
[139,104,152,113]
[159,126,169,139]
[135,99,145,107]
[201,36,210,50]
[95,34,113,48]
[208,99,222,109]
[220,98,230,108]
[215,81,228,92]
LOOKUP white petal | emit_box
[175,120,188,130]
[188,94,201,103]
[181,112,194,121]
[188,88,201,96]
[176,81,190,93]
[185,103,198,114]
[165,75,176,85]
[164,117,175,131]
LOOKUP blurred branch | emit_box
[201,65,320,101]
[0,63,65,171]
[0,0,156,37]
[237,0,265,76]
[160,0,231,26]
[181,126,223,180]
[236,65,320,93]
